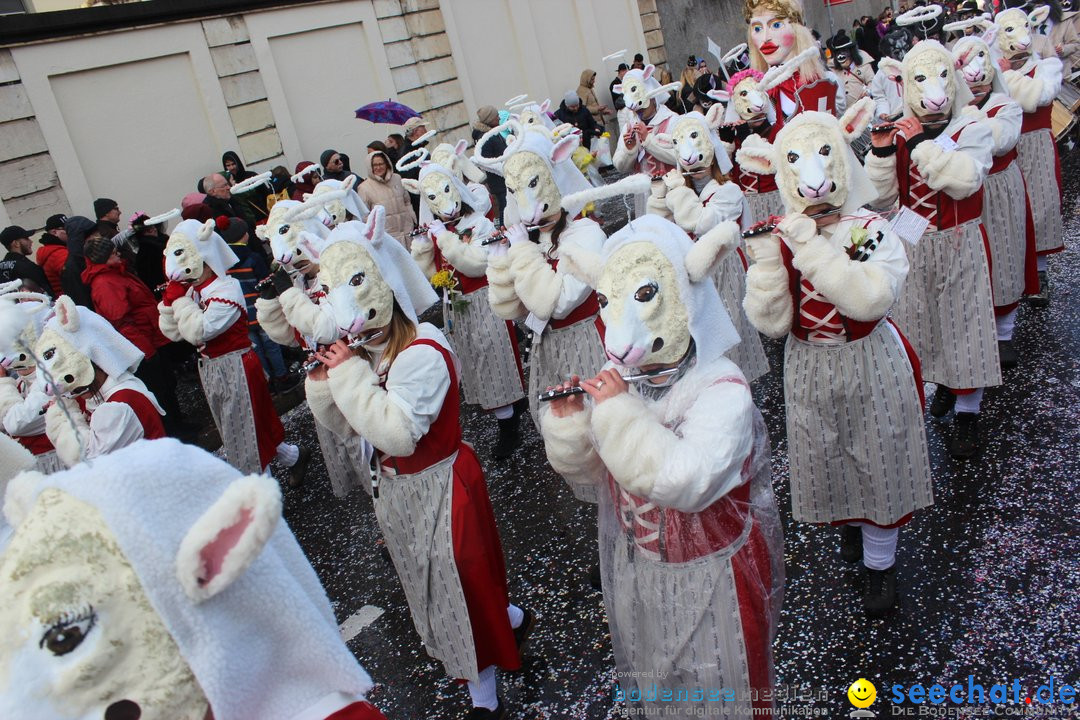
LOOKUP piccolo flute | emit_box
[742,207,843,238]
[870,118,951,134]
[302,331,385,373]
[537,366,682,402]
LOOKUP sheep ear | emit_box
[3,469,45,530]
[254,224,269,241]
[557,242,604,287]
[550,134,580,165]
[296,231,323,262]
[704,102,726,129]
[1029,5,1050,26]
[454,138,468,156]
[981,24,999,45]
[643,63,655,81]
[839,97,876,144]
[880,57,904,83]
[342,175,358,192]
[363,205,386,245]
[653,132,675,149]
[539,98,551,113]
[734,134,778,175]
[611,83,623,95]
[197,219,216,242]
[176,475,282,603]
[401,179,420,195]
[346,190,370,221]
[685,221,739,283]
[54,295,79,332]
[707,89,731,103]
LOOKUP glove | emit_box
[775,213,817,249]
[662,168,685,191]
[271,267,294,295]
[428,220,447,240]
[505,223,529,248]
[162,281,188,307]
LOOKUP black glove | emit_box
[271,267,295,295]
[258,276,279,301]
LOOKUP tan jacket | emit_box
[578,69,607,125]
[840,62,874,107]
[358,151,417,248]
[1033,17,1080,71]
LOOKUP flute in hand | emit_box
[538,367,681,402]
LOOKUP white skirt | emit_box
[981,161,1030,308]
[714,250,769,383]
[447,286,525,410]
[199,349,261,475]
[1016,128,1064,254]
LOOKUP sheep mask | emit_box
[255,199,330,268]
[163,219,239,283]
[612,64,680,113]
[401,161,487,224]
[711,68,778,125]
[290,176,370,230]
[656,110,734,175]
[506,96,557,131]
[430,140,488,184]
[304,207,438,338]
[953,32,1009,97]
[0,438,373,720]
[878,39,974,120]
[994,6,1050,58]
[33,297,144,399]
[735,98,878,215]
[560,214,741,369]
[0,281,52,372]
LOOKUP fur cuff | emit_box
[436,228,488,277]
[45,398,89,468]
[255,297,299,347]
[539,406,606,484]
[0,377,23,422]
[864,151,900,208]
[157,301,181,342]
[410,238,437,279]
[485,253,526,320]
[909,139,980,198]
[790,234,896,320]
[305,375,354,438]
[171,296,205,346]
[509,241,561,319]
[1003,70,1048,112]
[665,185,703,232]
[590,393,659,497]
[327,356,417,457]
[280,287,337,345]
[744,262,794,338]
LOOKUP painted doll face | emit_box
[750,10,797,66]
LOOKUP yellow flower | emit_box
[431,269,456,290]
[601,131,611,138]
[851,227,869,246]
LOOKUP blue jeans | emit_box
[250,326,287,377]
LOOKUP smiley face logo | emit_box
[848,678,877,708]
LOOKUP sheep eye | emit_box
[43,348,55,361]
[349,272,365,287]
[596,292,608,308]
[634,282,658,302]
[740,90,748,97]
[819,144,831,156]
[428,194,436,201]
[690,131,699,139]
[528,176,539,189]
[41,609,95,657]
[787,151,799,163]
[278,224,290,235]
[1006,26,1014,31]
[173,249,182,256]
[915,74,926,82]
[443,184,450,193]
[940,70,947,78]
[321,284,329,294]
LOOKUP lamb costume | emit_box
[35,297,165,467]
[0,438,385,720]
[158,219,298,475]
[409,162,526,413]
[651,110,769,382]
[303,215,524,710]
[540,214,783,716]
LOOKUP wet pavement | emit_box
[245,152,1080,718]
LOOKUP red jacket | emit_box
[35,241,67,297]
[82,260,169,358]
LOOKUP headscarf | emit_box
[292,161,319,198]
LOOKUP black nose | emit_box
[64,374,74,383]
[542,203,549,212]
[18,354,25,361]
[651,337,665,352]
[104,700,141,720]
[368,308,377,320]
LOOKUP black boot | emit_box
[288,447,311,488]
[466,699,507,720]
[1028,270,1050,308]
[998,339,1018,369]
[513,607,537,653]
[950,412,980,459]
[929,385,956,418]
[864,565,898,618]
[492,412,521,459]
[840,524,863,563]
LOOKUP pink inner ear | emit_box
[454,138,467,156]
[197,507,253,587]
[551,137,577,165]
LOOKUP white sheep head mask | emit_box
[518,100,552,129]
[725,69,772,122]
[315,208,396,338]
[503,134,579,227]
[995,6,1049,58]
[899,40,962,117]
[953,35,998,89]
[257,200,327,269]
[0,488,208,720]
[612,65,677,113]
[0,285,52,372]
[666,112,726,172]
[306,176,368,228]
[418,167,465,221]
[430,140,487,183]
[735,99,876,214]
[33,299,94,399]
[163,220,215,282]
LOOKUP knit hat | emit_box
[45,214,68,231]
[402,116,426,133]
[84,234,116,264]
[93,198,118,219]
[563,90,581,107]
[0,226,29,249]
[181,203,215,223]
[475,105,499,131]
[216,215,248,245]
[181,192,207,209]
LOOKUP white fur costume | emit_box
[739,102,933,526]
[540,214,783,716]
[611,64,680,178]
[0,438,383,720]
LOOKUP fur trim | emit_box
[0,432,35,484]
[410,237,437,279]
[326,356,418,457]
[2,469,45,529]
[175,474,283,603]
[157,302,181,342]
[171,296,206,346]
[254,297,300,348]
[44,398,89,468]
[743,252,794,338]
[485,253,527,320]
[559,173,652,213]
[0,376,23,423]
[538,406,606,484]
[435,227,489,277]
[863,151,900,209]
[685,221,740,283]
[790,234,897,320]
[909,135,983,198]
[304,376,354,439]
[665,185,705,233]
[279,287,339,346]
[759,46,821,92]
[508,241,561,319]
[589,393,658,497]
[556,239,604,287]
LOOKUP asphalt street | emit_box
[254,149,1080,719]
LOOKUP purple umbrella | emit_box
[354,100,420,125]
